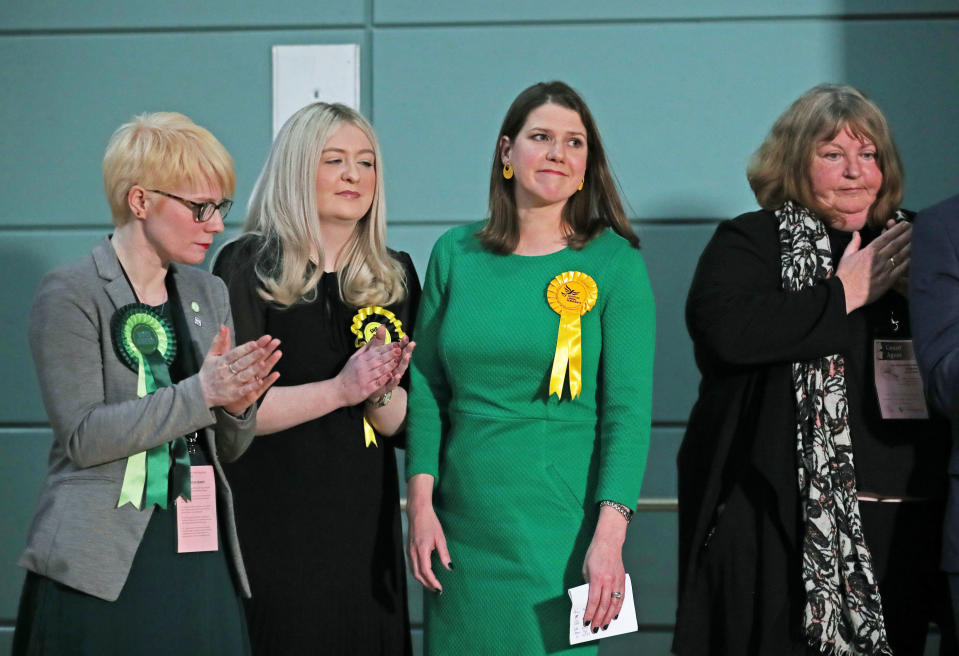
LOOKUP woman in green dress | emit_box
[406,81,655,654]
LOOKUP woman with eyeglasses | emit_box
[213,102,417,654]
[12,112,281,656]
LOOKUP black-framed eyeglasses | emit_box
[148,189,233,222]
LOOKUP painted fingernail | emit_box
[614,614,619,620]
[591,627,599,634]
[447,562,454,570]
[583,620,590,627]
[602,624,609,631]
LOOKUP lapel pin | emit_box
[190,301,200,312]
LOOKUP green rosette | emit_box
[110,303,190,509]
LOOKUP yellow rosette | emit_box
[546,271,598,400]
[350,306,407,447]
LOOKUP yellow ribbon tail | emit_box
[568,315,583,399]
[363,418,378,448]
[550,311,580,398]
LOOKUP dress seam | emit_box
[452,408,596,423]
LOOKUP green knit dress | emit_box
[406,223,655,655]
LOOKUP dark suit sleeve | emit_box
[911,198,959,419]
[686,214,851,367]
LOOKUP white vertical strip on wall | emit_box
[272,44,361,139]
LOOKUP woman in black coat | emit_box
[674,84,956,656]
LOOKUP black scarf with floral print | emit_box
[778,200,893,656]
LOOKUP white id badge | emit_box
[874,339,929,420]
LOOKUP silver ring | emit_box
[611,591,623,599]
[889,256,896,268]
[228,361,239,375]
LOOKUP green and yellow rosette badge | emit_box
[111,303,190,509]
[350,306,406,448]
[546,272,598,400]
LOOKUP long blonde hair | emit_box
[243,102,406,308]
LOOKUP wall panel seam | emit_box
[370,13,959,30]
[0,23,367,38]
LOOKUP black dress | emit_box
[674,210,956,655]
[214,235,418,655]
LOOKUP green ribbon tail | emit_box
[144,443,170,508]
[149,353,171,388]
[141,353,171,508]
[117,451,147,509]
[118,355,153,509]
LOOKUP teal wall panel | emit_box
[374,0,958,24]
[627,512,677,626]
[0,430,51,619]
[641,224,716,423]
[373,21,843,223]
[0,230,105,423]
[383,222,460,277]
[840,19,959,209]
[0,1,365,31]
[641,428,683,499]
[0,28,368,228]
[602,630,675,655]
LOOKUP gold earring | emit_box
[503,163,513,180]
[578,179,584,191]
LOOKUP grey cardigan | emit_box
[19,237,255,601]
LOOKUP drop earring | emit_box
[503,163,514,180]
[578,179,584,191]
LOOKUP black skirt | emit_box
[13,453,251,656]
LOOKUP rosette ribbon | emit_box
[546,272,598,400]
[111,304,191,509]
[350,306,406,448]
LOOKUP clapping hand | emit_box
[365,326,416,404]
[334,325,403,407]
[199,325,282,415]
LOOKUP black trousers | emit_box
[860,499,958,656]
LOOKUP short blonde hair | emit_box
[243,102,406,308]
[747,84,904,228]
[102,112,235,226]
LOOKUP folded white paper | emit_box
[568,573,638,644]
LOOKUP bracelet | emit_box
[368,390,393,408]
[599,499,633,524]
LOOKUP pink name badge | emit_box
[874,339,929,420]
[176,465,218,553]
